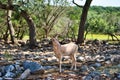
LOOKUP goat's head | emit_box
[52,37,61,48]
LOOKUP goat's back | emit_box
[61,42,78,55]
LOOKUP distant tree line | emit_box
[67,6,120,41]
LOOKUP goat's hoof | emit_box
[59,69,64,73]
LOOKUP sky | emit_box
[69,0,120,7]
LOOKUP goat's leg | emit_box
[70,55,74,70]
[74,54,77,70]
[59,58,62,73]
[70,54,76,70]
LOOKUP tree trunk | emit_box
[7,10,15,44]
[76,0,92,44]
[0,2,37,48]
[20,10,37,48]
[44,28,48,38]
[3,28,9,42]
[7,0,15,44]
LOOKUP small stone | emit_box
[33,56,40,60]
[85,56,92,61]
[77,56,85,62]
[105,61,112,66]
[84,75,92,80]
[5,65,15,72]
[41,59,47,63]
[89,67,96,71]
[4,72,16,78]
[47,74,52,77]
[45,74,53,80]
[15,60,22,65]
[93,75,100,80]
[4,78,13,80]
[44,66,53,70]
[96,56,105,62]
[0,72,2,77]
[69,73,76,77]
[92,71,100,76]
[117,64,120,67]
[0,77,3,80]
[81,65,89,72]
[19,69,31,80]
[93,63,101,67]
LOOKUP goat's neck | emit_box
[53,41,61,49]
[53,40,61,54]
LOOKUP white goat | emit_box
[52,38,78,72]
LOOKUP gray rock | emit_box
[5,65,15,72]
[96,56,105,62]
[102,69,111,77]
[89,67,96,71]
[47,57,57,63]
[0,66,5,75]
[14,65,21,71]
[41,59,47,63]
[84,75,92,80]
[81,65,89,72]
[4,72,16,78]
[4,78,13,80]
[0,72,2,77]
[117,64,120,67]
[104,54,111,61]
[105,60,111,65]
[111,55,120,64]
[0,77,3,80]
[77,56,85,62]
[33,56,41,60]
[91,63,101,68]
[93,76,100,80]
[88,71,101,78]
[15,60,22,65]
[115,73,120,79]
[19,69,31,80]
[23,60,44,74]
[84,71,101,80]
[44,66,57,70]
[85,56,92,61]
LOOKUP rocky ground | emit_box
[0,39,120,80]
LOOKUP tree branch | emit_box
[0,1,12,10]
[72,0,83,8]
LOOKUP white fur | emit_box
[52,38,78,72]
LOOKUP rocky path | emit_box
[0,39,120,80]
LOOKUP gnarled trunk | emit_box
[0,2,37,48]
[76,0,92,44]
[20,10,37,48]
[7,10,15,44]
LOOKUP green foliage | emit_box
[32,0,69,38]
[86,14,108,34]
[0,10,7,38]
[13,0,36,12]
[85,6,120,36]
[66,6,120,40]
[67,6,82,20]
[0,0,120,40]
